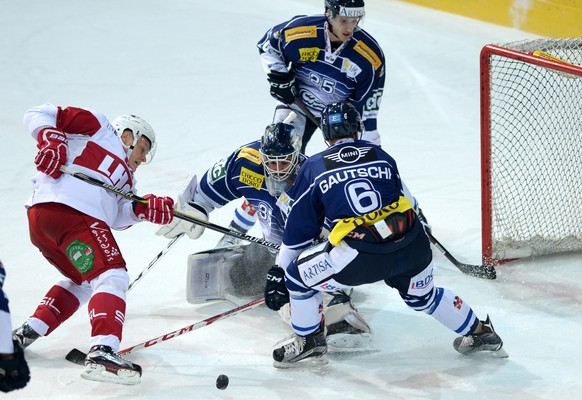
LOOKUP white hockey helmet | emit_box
[112,114,157,164]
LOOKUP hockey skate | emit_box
[12,322,40,349]
[273,330,328,368]
[453,315,508,358]
[81,345,142,385]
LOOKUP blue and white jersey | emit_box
[280,139,404,250]
[258,15,385,141]
[198,140,290,245]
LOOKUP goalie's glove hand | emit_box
[156,175,209,240]
[0,341,31,393]
[267,71,297,105]
[34,128,68,179]
[264,266,289,311]
[156,201,208,240]
[133,195,175,225]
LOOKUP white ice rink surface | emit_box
[2,1,580,399]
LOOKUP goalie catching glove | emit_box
[156,175,209,240]
[264,266,289,311]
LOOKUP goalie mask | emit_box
[113,114,157,164]
[260,122,301,197]
[321,101,364,141]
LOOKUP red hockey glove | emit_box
[133,195,175,225]
[34,128,68,178]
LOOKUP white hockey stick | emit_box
[65,297,265,365]
[128,233,184,292]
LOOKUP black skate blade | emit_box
[65,348,87,365]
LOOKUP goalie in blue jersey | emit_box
[269,101,507,367]
[157,116,373,352]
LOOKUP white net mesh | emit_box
[485,38,582,261]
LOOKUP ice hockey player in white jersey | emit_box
[270,101,507,367]
[258,0,385,153]
[13,104,175,385]
[157,121,373,351]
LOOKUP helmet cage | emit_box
[113,115,157,164]
[260,123,301,195]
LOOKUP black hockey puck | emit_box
[216,374,229,390]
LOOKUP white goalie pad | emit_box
[277,291,375,353]
[187,242,276,306]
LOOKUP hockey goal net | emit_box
[480,38,582,266]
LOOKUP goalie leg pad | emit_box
[186,243,275,306]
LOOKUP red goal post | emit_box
[480,39,582,267]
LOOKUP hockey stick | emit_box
[426,231,496,280]
[294,98,321,127]
[59,166,280,251]
[128,233,184,292]
[65,297,265,365]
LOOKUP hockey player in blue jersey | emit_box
[224,0,385,254]
[0,260,30,393]
[258,0,385,153]
[269,101,506,367]
[157,120,373,350]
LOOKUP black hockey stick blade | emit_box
[65,348,87,366]
[427,232,496,280]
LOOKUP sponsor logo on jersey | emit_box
[276,191,294,217]
[299,47,320,62]
[329,196,413,245]
[410,274,433,290]
[319,282,340,291]
[353,41,382,70]
[239,167,264,190]
[237,147,262,164]
[210,158,227,182]
[341,58,362,79]
[66,240,94,274]
[284,26,317,42]
[323,146,375,165]
[302,258,333,282]
[454,296,463,310]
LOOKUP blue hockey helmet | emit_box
[321,101,363,141]
[325,0,365,19]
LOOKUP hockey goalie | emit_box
[157,120,373,352]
